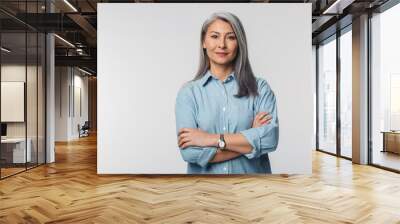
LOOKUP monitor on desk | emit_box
[1,123,7,138]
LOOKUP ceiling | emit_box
[0,0,392,75]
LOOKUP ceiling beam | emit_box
[322,0,356,14]
[67,13,97,46]
[55,55,96,69]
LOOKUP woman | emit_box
[175,11,279,174]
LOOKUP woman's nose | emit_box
[218,38,226,48]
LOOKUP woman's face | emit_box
[203,19,238,68]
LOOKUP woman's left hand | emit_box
[178,128,216,149]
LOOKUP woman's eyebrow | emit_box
[209,31,235,35]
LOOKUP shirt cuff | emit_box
[197,147,218,168]
[240,128,261,159]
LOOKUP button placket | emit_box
[221,81,229,134]
[222,81,230,174]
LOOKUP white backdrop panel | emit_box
[98,3,313,174]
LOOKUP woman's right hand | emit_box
[252,112,272,128]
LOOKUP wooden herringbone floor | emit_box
[1,134,400,224]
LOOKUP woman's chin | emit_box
[211,59,234,66]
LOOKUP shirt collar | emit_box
[201,70,235,87]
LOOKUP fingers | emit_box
[178,133,188,144]
[261,116,272,125]
[178,137,190,148]
[257,112,271,120]
[254,112,268,123]
[178,132,188,140]
[253,112,267,127]
[178,130,191,143]
[180,139,192,149]
[254,112,267,121]
[178,130,193,148]
[253,112,273,127]
[258,112,269,120]
[261,114,272,123]
[178,128,190,136]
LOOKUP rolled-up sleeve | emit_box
[239,79,279,160]
[175,85,217,168]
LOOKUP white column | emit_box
[352,14,369,164]
[46,33,55,163]
[45,1,56,163]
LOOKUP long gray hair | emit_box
[193,11,258,98]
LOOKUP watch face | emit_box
[218,141,225,148]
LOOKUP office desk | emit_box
[1,138,32,163]
[381,131,400,154]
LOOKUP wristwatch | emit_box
[217,134,226,150]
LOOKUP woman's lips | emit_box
[216,52,228,57]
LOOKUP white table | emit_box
[1,138,32,163]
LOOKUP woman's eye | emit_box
[211,35,218,39]
[228,36,236,40]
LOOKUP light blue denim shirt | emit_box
[175,70,279,174]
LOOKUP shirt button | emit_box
[223,127,226,131]
[223,167,227,171]
[222,107,226,111]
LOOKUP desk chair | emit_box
[78,121,90,138]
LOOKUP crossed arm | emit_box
[175,81,278,167]
[177,112,272,163]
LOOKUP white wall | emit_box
[55,67,68,141]
[55,67,89,141]
[98,3,313,174]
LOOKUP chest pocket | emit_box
[229,97,254,131]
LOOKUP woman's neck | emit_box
[209,64,234,81]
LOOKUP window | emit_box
[371,3,400,171]
[340,29,352,158]
[318,36,337,154]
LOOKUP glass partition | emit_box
[27,31,38,169]
[1,31,28,177]
[38,32,45,165]
[25,0,44,170]
[318,36,337,155]
[0,1,46,179]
